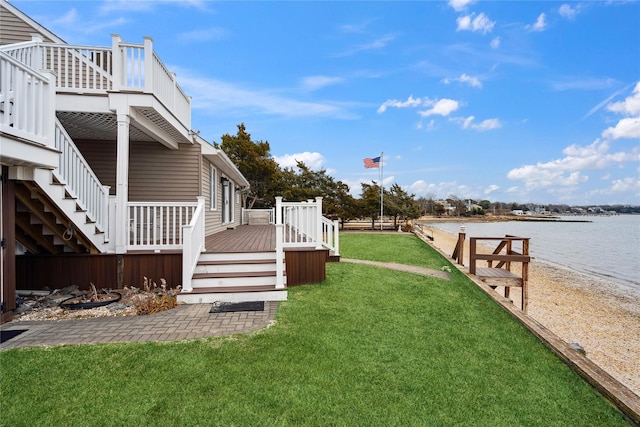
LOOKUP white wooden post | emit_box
[107,195,117,252]
[333,219,340,256]
[315,196,323,249]
[275,224,285,289]
[114,111,130,254]
[102,186,111,243]
[111,34,123,91]
[275,197,283,225]
[31,35,43,70]
[39,69,56,150]
[143,37,153,94]
[171,72,177,111]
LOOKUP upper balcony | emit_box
[1,34,192,148]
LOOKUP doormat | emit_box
[210,301,265,313]
[1,329,28,344]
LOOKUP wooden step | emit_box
[197,259,275,266]
[192,271,277,279]
[182,285,278,294]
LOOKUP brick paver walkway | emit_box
[0,302,278,350]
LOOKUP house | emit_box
[0,0,339,323]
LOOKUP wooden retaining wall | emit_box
[16,249,329,291]
[284,248,329,286]
[16,253,182,291]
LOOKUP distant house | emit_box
[0,0,338,323]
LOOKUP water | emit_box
[421,215,640,298]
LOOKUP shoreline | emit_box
[416,225,640,397]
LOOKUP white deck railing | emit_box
[275,196,340,256]
[0,51,54,146]
[1,35,191,128]
[128,201,199,250]
[181,197,206,293]
[321,216,340,255]
[54,120,110,236]
[241,208,275,225]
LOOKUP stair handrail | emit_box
[53,119,110,236]
[181,197,206,293]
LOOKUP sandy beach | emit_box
[416,224,640,397]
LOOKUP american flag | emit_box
[363,156,380,168]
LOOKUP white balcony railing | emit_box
[1,35,191,129]
[54,120,110,236]
[128,201,199,250]
[0,51,54,147]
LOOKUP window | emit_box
[210,165,217,210]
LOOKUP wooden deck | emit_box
[204,225,276,253]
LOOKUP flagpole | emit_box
[380,152,383,231]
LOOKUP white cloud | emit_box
[377,95,423,113]
[179,27,228,42]
[610,177,640,193]
[100,0,209,13]
[457,13,495,34]
[454,116,501,131]
[408,180,470,198]
[607,82,640,115]
[527,13,547,32]
[601,83,640,139]
[443,73,482,88]
[448,0,475,12]
[507,139,640,190]
[301,75,345,92]
[335,34,397,57]
[484,184,500,194]
[559,4,579,20]
[490,36,501,49]
[339,20,372,34]
[602,117,640,140]
[274,152,325,170]
[419,99,460,117]
[53,8,78,25]
[174,68,357,119]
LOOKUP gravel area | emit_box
[422,225,640,396]
[9,284,178,322]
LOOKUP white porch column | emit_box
[115,112,130,254]
[315,196,323,250]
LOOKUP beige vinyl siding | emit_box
[129,141,200,202]
[74,139,200,201]
[0,4,58,45]
[201,159,244,236]
[203,160,223,236]
[73,140,117,194]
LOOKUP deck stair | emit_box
[177,251,288,304]
[14,177,106,254]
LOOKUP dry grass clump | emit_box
[127,277,180,315]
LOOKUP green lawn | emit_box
[0,234,627,426]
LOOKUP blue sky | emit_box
[14,0,640,205]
